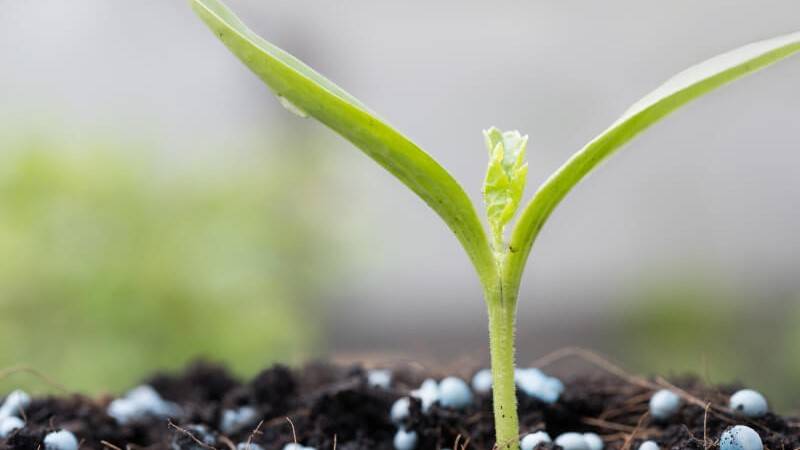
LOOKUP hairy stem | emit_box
[486,282,519,450]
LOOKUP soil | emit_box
[1,357,797,450]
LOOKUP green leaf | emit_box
[504,31,800,293]
[482,128,529,250]
[190,0,497,287]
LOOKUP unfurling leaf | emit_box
[482,127,529,250]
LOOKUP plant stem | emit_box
[486,282,519,450]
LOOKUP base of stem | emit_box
[487,299,520,450]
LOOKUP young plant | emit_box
[189,1,800,447]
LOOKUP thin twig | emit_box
[602,432,633,442]
[168,420,217,450]
[683,424,704,445]
[703,402,711,449]
[653,377,752,431]
[0,365,69,393]
[622,392,655,406]
[18,402,28,423]
[244,420,264,450]
[620,412,650,450]
[531,347,658,391]
[598,395,650,422]
[259,409,309,429]
[286,417,298,444]
[454,434,471,450]
[218,435,237,450]
[654,377,710,410]
[100,441,123,450]
[582,417,639,433]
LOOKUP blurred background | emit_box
[1,1,799,410]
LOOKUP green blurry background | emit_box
[0,130,346,393]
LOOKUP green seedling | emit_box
[189,1,800,447]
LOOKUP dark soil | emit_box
[1,360,797,450]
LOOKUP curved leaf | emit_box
[190,0,498,287]
[505,31,800,293]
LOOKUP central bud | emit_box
[482,127,529,252]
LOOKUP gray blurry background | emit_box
[1,1,799,407]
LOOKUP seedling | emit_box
[189,1,800,447]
